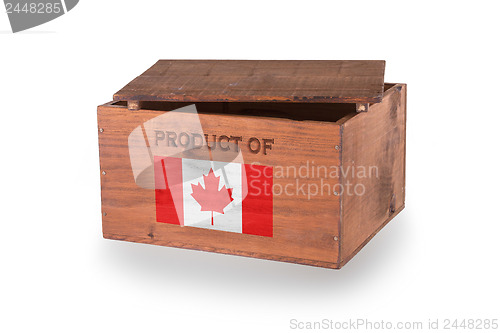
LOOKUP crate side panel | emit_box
[98,106,342,267]
[340,84,406,265]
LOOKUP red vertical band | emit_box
[242,164,273,237]
[154,156,183,225]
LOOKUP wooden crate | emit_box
[98,60,406,269]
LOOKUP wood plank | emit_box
[339,84,406,266]
[98,105,343,267]
[114,60,386,104]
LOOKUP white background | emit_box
[1,1,499,332]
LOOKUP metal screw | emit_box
[99,128,104,133]
[333,236,339,241]
[335,145,341,150]
[333,191,339,196]
[102,171,106,175]
[103,212,107,216]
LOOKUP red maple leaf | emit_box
[191,168,234,225]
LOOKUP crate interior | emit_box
[112,84,395,123]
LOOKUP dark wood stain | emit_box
[114,60,386,105]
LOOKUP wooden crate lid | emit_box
[114,60,385,104]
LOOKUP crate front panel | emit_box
[98,105,342,265]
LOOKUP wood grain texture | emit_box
[113,60,386,104]
[98,103,342,268]
[339,84,407,266]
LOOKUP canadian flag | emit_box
[154,156,273,237]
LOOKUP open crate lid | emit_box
[114,60,385,104]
